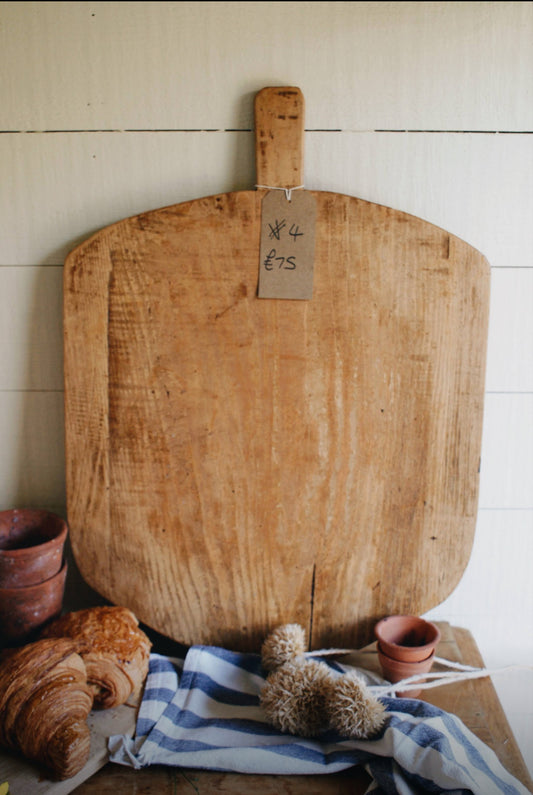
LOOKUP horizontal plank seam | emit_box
[0,128,532,134]
[1,388,531,396]
[479,507,533,512]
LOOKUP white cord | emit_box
[302,649,533,697]
[306,648,353,658]
[372,662,533,697]
[433,655,479,671]
[255,184,305,201]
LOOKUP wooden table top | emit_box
[72,621,532,794]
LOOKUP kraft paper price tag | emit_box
[258,190,317,300]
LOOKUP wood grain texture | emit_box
[255,87,305,188]
[74,766,371,794]
[64,160,490,650]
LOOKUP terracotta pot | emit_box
[374,615,441,663]
[0,509,68,588]
[377,643,435,697]
[374,615,441,698]
[0,560,68,645]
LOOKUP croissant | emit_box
[0,638,93,779]
[40,606,151,709]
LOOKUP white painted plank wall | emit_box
[0,0,531,777]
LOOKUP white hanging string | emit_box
[303,648,533,697]
[255,184,305,201]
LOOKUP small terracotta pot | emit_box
[0,509,68,588]
[374,615,441,662]
[374,615,441,698]
[377,643,435,697]
[0,560,68,645]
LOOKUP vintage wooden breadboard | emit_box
[64,87,490,650]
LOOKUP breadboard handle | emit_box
[254,87,305,189]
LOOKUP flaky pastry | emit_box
[0,638,93,779]
[40,605,151,708]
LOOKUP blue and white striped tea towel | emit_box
[108,648,531,795]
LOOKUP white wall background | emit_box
[1,0,532,777]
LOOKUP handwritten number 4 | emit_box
[268,220,304,242]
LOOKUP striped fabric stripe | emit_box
[108,649,530,795]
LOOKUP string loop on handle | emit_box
[255,184,305,201]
